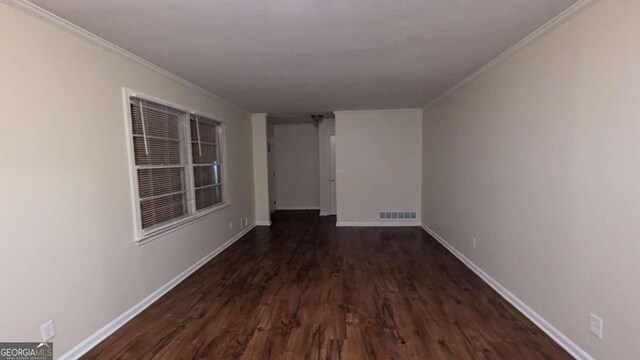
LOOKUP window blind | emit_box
[130,97,189,231]
[127,94,228,240]
[190,114,224,210]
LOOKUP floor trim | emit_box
[255,221,271,226]
[58,223,256,360]
[275,206,320,210]
[337,221,421,227]
[421,224,593,360]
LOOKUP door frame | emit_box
[329,134,337,215]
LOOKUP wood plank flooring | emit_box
[82,211,571,359]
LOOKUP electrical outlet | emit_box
[589,313,603,339]
[41,320,55,341]
[472,237,477,248]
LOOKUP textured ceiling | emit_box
[31,0,578,113]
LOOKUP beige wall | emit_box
[318,119,336,215]
[421,1,640,359]
[273,124,320,209]
[0,4,254,357]
[252,114,271,224]
[336,110,422,224]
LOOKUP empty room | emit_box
[1,0,638,359]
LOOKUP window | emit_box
[190,114,224,210]
[127,92,227,240]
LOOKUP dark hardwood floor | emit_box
[82,211,571,359]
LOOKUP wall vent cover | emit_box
[379,211,417,220]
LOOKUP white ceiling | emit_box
[31,0,578,113]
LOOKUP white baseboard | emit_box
[255,220,271,226]
[319,211,329,216]
[59,223,256,360]
[275,206,320,210]
[336,221,421,227]
[421,224,593,360]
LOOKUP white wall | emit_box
[421,1,640,359]
[0,4,254,357]
[273,124,320,209]
[318,119,336,215]
[336,109,422,225]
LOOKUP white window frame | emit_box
[122,88,230,243]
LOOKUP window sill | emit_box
[136,203,231,245]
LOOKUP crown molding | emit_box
[334,108,422,115]
[2,0,597,115]
[423,0,599,111]
[0,0,248,114]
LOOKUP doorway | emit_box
[330,134,337,215]
[267,136,277,214]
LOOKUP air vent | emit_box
[378,211,417,220]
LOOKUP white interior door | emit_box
[329,134,337,215]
